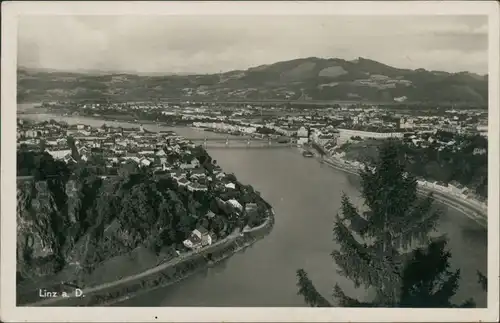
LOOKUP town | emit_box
[17,115,276,270]
[33,101,488,141]
[20,100,488,208]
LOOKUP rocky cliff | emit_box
[17,178,76,279]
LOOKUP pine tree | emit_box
[477,271,487,292]
[398,237,475,308]
[66,136,80,161]
[296,140,474,307]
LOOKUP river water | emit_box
[18,112,488,307]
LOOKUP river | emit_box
[18,112,488,307]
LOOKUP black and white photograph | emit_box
[1,1,499,322]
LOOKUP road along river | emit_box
[18,112,488,307]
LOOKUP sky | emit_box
[17,15,488,75]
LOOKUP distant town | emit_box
[19,100,488,206]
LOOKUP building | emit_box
[190,168,206,179]
[473,148,487,155]
[226,199,243,213]
[448,181,467,195]
[195,227,213,246]
[25,130,39,138]
[182,233,202,249]
[205,211,216,219]
[180,157,200,170]
[477,124,488,137]
[337,129,404,144]
[296,126,309,146]
[297,137,309,146]
[155,149,167,157]
[399,117,414,129]
[46,149,72,161]
[187,182,208,192]
[177,177,190,187]
[245,203,259,218]
[139,158,152,167]
[183,226,214,249]
[63,154,76,164]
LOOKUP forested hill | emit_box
[16,148,269,286]
[18,57,487,105]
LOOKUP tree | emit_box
[226,173,237,182]
[312,142,327,159]
[296,269,332,307]
[118,160,140,178]
[477,271,487,292]
[398,237,475,308]
[167,153,178,165]
[39,139,47,152]
[296,140,473,307]
[66,135,80,161]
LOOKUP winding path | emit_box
[27,228,242,306]
[26,210,275,307]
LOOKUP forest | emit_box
[336,131,488,198]
[401,131,488,198]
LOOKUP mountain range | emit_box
[17,57,488,105]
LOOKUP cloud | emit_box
[381,50,487,74]
[17,15,488,74]
[418,21,488,35]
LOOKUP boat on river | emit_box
[190,126,205,131]
[277,136,290,144]
[302,150,314,158]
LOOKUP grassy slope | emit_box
[17,57,488,104]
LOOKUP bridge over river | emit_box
[186,136,294,149]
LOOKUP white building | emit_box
[183,227,213,250]
[139,158,152,167]
[297,126,308,138]
[297,137,309,146]
[227,199,243,213]
[477,124,488,137]
[46,149,72,161]
[400,117,414,129]
[337,129,404,144]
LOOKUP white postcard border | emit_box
[1,1,499,322]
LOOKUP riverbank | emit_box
[19,110,181,127]
[317,154,487,228]
[18,112,268,142]
[27,210,275,306]
[107,215,275,306]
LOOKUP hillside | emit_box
[16,149,270,293]
[17,57,488,105]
